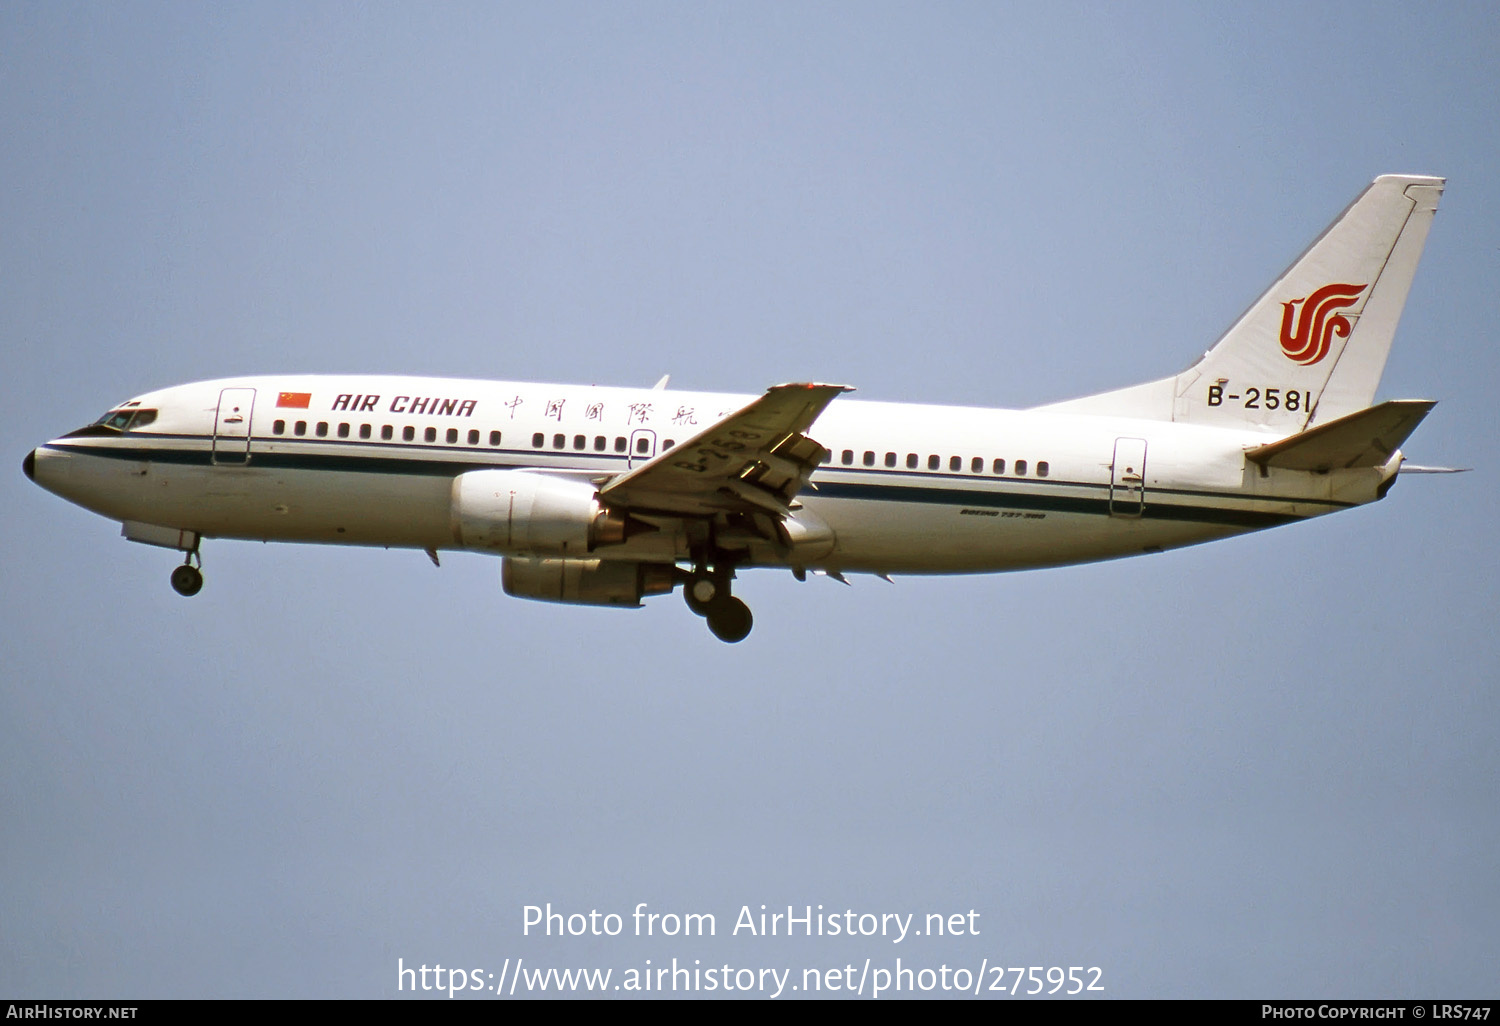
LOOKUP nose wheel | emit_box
[170,564,203,596]
[169,541,204,597]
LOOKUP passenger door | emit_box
[1109,437,1147,517]
[213,388,256,465]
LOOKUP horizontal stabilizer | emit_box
[1245,399,1435,471]
[1398,464,1470,474]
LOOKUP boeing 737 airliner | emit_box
[24,175,1451,641]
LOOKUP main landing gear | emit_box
[169,544,203,597]
[682,560,753,643]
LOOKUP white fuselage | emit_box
[28,375,1393,575]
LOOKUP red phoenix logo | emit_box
[1279,283,1368,365]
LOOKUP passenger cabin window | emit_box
[1037,461,1049,478]
[842,450,854,466]
[993,458,1005,474]
[906,453,918,469]
[403,426,415,442]
[928,455,939,470]
[295,421,307,436]
[552,433,565,449]
[636,437,650,454]
[615,437,627,453]
[949,456,961,471]
[863,451,875,467]
[885,452,896,468]
[447,428,459,444]
[425,427,437,443]
[573,434,586,450]
[316,422,328,437]
[273,420,285,435]
[467,429,479,445]
[381,425,393,441]
[532,432,545,447]
[360,424,371,440]
[337,423,350,438]
[1015,459,1028,476]
[663,439,674,449]
[971,457,982,473]
[490,430,502,446]
[594,436,606,451]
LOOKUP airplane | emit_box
[24,174,1454,642]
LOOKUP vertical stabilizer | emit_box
[1041,175,1442,431]
[1175,174,1442,430]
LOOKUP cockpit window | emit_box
[70,407,159,435]
[98,409,134,430]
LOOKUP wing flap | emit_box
[1245,399,1435,471]
[599,383,851,517]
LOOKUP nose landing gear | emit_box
[169,541,203,597]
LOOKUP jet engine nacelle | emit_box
[451,470,627,557]
[502,557,677,607]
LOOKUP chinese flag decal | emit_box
[277,392,312,409]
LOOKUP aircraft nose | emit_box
[23,448,36,481]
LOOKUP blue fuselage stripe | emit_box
[45,437,1314,528]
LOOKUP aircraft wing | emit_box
[599,383,852,517]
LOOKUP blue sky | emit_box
[3,2,1497,998]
